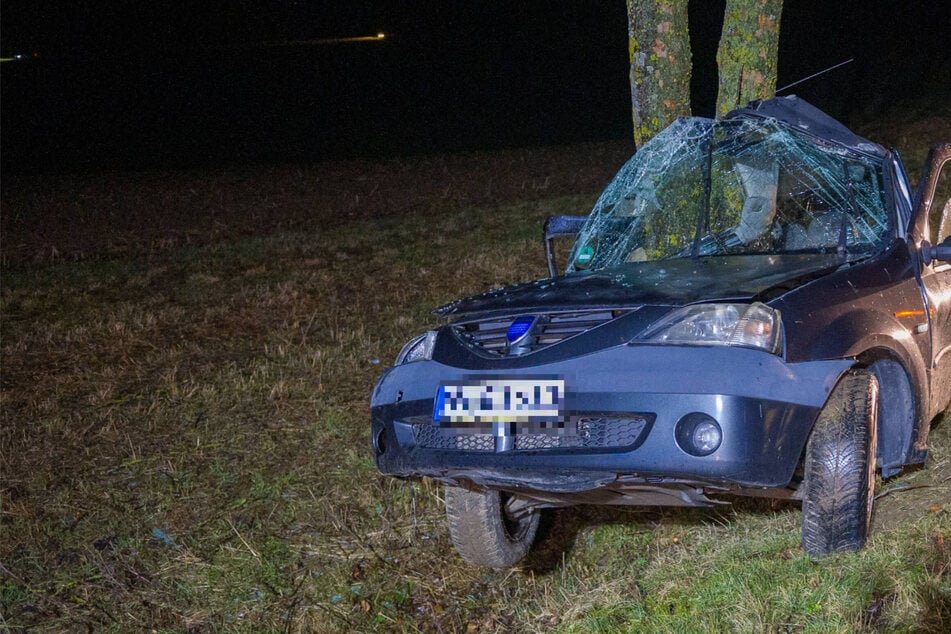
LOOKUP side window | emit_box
[930,162,951,244]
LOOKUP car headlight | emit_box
[634,302,783,355]
[395,331,437,365]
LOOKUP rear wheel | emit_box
[444,485,539,568]
[801,370,879,555]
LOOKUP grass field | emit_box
[2,122,951,632]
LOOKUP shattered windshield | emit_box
[567,116,890,273]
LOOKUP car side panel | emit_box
[773,241,931,451]
[908,143,951,418]
[921,260,951,417]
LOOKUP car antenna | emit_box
[776,58,854,94]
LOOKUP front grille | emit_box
[576,417,650,449]
[453,310,627,356]
[409,415,652,452]
[514,433,562,451]
[412,423,495,452]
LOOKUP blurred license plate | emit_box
[434,379,564,423]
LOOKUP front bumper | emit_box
[371,344,852,496]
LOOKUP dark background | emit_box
[1,1,948,173]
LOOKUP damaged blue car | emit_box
[371,96,951,567]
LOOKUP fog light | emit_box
[675,413,722,457]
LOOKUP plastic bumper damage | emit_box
[370,345,853,504]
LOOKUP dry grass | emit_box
[1,135,950,632]
[0,141,631,268]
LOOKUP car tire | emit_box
[444,485,539,568]
[801,369,879,555]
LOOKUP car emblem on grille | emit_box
[506,315,536,345]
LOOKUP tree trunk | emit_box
[715,0,783,118]
[626,0,692,147]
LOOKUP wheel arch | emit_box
[794,345,925,483]
[803,307,931,470]
[853,348,927,476]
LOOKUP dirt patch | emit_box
[873,417,951,533]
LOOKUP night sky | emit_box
[1,1,948,173]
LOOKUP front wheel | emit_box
[444,485,539,569]
[801,369,879,555]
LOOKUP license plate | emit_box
[434,379,565,423]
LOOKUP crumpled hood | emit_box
[436,254,844,318]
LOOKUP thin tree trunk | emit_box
[626,0,692,147]
[715,0,783,117]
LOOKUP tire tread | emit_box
[445,485,539,569]
[801,370,878,555]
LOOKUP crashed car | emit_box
[371,95,951,567]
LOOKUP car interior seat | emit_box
[783,212,847,250]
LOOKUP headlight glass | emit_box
[395,331,437,365]
[635,302,782,354]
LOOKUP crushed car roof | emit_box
[727,95,888,159]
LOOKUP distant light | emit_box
[246,34,389,48]
[0,52,37,63]
[306,33,389,45]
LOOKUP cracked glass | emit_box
[567,116,890,273]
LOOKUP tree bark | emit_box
[626,0,692,147]
[715,0,783,118]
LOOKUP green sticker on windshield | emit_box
[575,244,595,267]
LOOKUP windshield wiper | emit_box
[691,139,714,258]
[838,165,857,258]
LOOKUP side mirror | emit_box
[922,236,951,265]
[543,215,586,277]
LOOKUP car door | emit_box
[912,143,951,418]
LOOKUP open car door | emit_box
[912,143,951,420]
